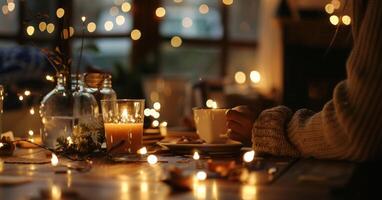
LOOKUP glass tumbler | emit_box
[101,99,145,155]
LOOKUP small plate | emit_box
[158,140,243,155]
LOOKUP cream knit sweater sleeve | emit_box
[287,0,382,161]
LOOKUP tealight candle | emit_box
[104,122,143,154]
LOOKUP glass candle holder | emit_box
[101,99,145,155]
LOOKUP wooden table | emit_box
[0,147,378,200]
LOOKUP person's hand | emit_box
[252,106,300,157]
[226,105,256,146]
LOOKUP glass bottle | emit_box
[84,73,117,114]
[40,74,98,149]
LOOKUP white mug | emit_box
[193,108,228,144]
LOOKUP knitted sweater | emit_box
[253,0,382,162]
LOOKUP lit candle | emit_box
[104,122,143,154]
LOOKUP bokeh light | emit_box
[234,71,246,84]
[155,7,166,18]
[131,29,142,40]
[56,8,65,18]
[104,21,114,31]
[342,15,351,25]
[116,15,125,25]
[170,36,182,47]
[182,17,193,28]
[26,26,35,36]
[329,15,339,25]
[199,4,209,14]
[250,70,261,84]
[121,2,131,13]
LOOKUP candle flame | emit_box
[138,147,148,155]
[196,171,207,181]
[243,150,255,163]
[51,153,59,166]
[147,155,158,165]
[193,151,200,160]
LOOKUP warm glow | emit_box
[24,90,31,96]
[46,75,54,82]
[29,107,35,115]
[324,4,334,14]
[170,36,182,47]
[155,7,166,18]
[332,0,341,9]
[241,184,257,200]
[222,0,234,6]
[131,29,141,40]
[47,23,55,33]
[121,2,131,13]
[0,143,3,148]
[51,184,62,200]
[69,27,74,37]
[160,121,168,127]
[67,137,73,145]
[138,147,148,155]
[87,22,96,33]
[243,150,255,163]
[144,108,151,116]
[26,26,35,36]
[18,95,24,101]
[110,6,119,16]
[193,151,200,160]
[342,15,351,25]
[182,17,193,28]
[196,171,207,181]
[329,15,339,25]
[121,109,128,120]
[28,130,34,136]
[153,102,161,110]
[7,2,15,12]
[206,99,214,108]
[234,71,246,84]
[199,4,209,14]
[174,0,183,3]
[153,111,160,119]
[56,8,65,18]
[116,15,125,25]
[250,70,261,84]
[51,153,59,166]
[39,22,46,32]
[147,155,158,165]
[152,120,159,127]
[104,21,114,31]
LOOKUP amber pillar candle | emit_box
[104,122,143,154]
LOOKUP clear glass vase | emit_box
[40,74,98,149]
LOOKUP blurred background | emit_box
[0,0,352,135]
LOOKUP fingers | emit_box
[227,129,252,146]
[226,109,253,126]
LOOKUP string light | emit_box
[234,71,246,84]
[39,22,47,32]
[153,102,161,110]
[138,147,148,155]
[152,120,159,127]
[130,29,141,40]
[87,22,96,33]
[170,36,182,48]
[199,4,209,14]
[222,0,234,6]
[46,75,55,82]
[243,150,255,163]
[56,8,65,18]
[155,7,166,18]
[182,17,193,28]
[28,130,34,137]
[144,108,151,116]
[329,15,339,25]
[81,16,86,22]
[47,23,55,33]
[193,152,200,160]
[342,15,351,25]
[104,21,114,31]
[250,70,261,84]
[51,153,59,166]
[196,171,207,181]
[24,90,31,96]
[116,15,125,25]
[26,26,35,36]
[18,95,24,101]
[30,107,35,115]
[147,155,158,165]
[121,2,131,13]
[324,4,334,14]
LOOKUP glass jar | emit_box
[84,73,117,114]
[40,74,98,149]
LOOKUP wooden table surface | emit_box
[0,146,378,200]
